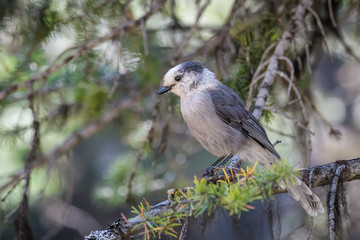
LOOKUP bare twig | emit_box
[1,177,23,203]
[246,42,276,108]
[153,97,172,167]
[14,81,40,240]
[294,9,313,73]
[108,73,122,99]
[246,66,267,108]
[252,0,314,120]
[304,41,312,74]
[172,0,211,64]
[303,95,342,140]
[178,0,240,63]
[258,43,277,70]
[274,70,312,167]
[333,27,360,62]
[272,140,282,146]
[306,6,330,57]
[250,72,266,90]
[266,126,296,138]
[274,71,308,123]
[263,106,314,135]
[125,137,146,204]
[277,56,294,98]
[126,95,160,203]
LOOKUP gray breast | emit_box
[180,91,246,157]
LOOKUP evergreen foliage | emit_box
[131,161,297,239]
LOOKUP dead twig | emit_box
[262,106,314,135]
[14,81,40,240]
[277,56,294,98]
[172,0,211,64]
[306,6,331,58]
[333,27,360,62]
[252,0,314,120]
[246,42,276,108]
[303,95,342,140]
[275,70,313,167]
[246,63,268,108]
[153,97,172,167]
[126,95,160,203]
[178,0,240,63]
[266,126,296,139]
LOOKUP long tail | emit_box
[281,176,324,216]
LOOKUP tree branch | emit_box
[0,0,166,102]
[84,158,360,240]
[0,92,141,194]
[251,0,313,120]
[176,0,240,64]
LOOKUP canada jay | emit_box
[158,62,324,217]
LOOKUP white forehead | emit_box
[164,64,181,79]
[163,62,205,83]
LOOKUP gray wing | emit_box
[208,84,280,159]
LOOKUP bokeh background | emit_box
[0,0,359,239]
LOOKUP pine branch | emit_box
[0,0,166,102]
[84,157,360,240]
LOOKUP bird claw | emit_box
[203,164,243,182]
[203,165,220,179]
[202,155,242,181]
[203,155,233,180]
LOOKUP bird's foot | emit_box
[203,165,242,182]
[203,165,220,180]
[203,155,242,182]
[210,154,234,167]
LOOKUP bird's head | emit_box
[158,62,216,97]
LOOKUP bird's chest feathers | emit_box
[180,92,222,138]
[179,92,238,156]
[181,93,211,124]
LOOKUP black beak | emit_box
[158,84,174,95]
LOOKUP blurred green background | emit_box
[0,0,360,239]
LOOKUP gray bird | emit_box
[158,61,324,217]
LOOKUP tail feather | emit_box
[286,176,324,217]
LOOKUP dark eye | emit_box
[174,75,182,81]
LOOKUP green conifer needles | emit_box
[131,160,298,239]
